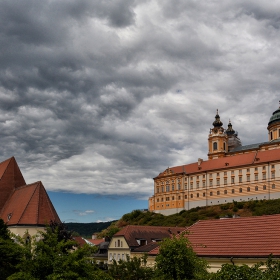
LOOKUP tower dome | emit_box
[212,109,223,128]
[267,102,280,141]
[268,107,280,126]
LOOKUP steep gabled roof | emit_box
[0,157,26,210]
[113,225,186,247]
[1,181,60,226]
[149,214,280,258]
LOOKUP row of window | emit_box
[156,185,276,201]
[157,166,276,187]
[109,253,127,262]
[157,173,276,193]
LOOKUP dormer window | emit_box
[7,213,12,221]
[136,239,147,246]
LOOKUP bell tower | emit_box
[208,110,227,160]
[267,101,280,141]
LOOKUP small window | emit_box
[263,166,266,170]
[217,172,220,176]
[263,185,266,190]
[263,174,266,180]
[224,178,227,185]
[172,196,174,200]
[239,170,242,174]
[217,179,220,186]
[231,177,235,184]
[247,187,250,192]
[224,171,227,175]
[272,184,276,189]
[272,165,275,169]
[224,190,227,194]
[239,188,242,193]
[197,193,199,198]
[247,175,250,182]
[247,168,250,172]
[191,194,193,198]
[185,195,187,199]
[232,189,235,194]
[255,174,258,181]
[255,186,258,191]
[272,172,275,179]
[203,192,206,197]
[210,192,213,196]
[217,191,220,195]
[255,167,258,171]
[239,177,242,183]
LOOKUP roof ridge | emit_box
[17,182,39,224]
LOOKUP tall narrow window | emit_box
[213,142,218,151]
[271,131,273,140]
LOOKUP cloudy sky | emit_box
[1,0,280,222]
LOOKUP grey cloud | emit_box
[0,0,279,199]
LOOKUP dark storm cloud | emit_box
[0,0,279,197]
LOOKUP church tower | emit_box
[208,110,227,159]
[226,120,242,152]
[267,102,280,141]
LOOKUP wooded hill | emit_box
[66,198,280,237]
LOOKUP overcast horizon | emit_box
[1,0,280,222]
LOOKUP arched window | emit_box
[213,142,218,151]
[223,142,226,151]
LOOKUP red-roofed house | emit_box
[108,225,185,266]
[148,214,280,272]
[0,157,60,237]
[149,105,280,215]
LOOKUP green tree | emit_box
[155,234,208,280]
[0,219,24,279]
[8,222,112,280]
[108,254,154,280]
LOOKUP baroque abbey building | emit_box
[148,105,280,215]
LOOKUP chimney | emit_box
[198,158,203,166]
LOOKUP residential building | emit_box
[108,225,185,265]
[149,105,280,215]
[148,214,280,272]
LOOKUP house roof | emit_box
[113,225,186,247]
[155,148,280,178]
[132,241,160,253]
[87,238,105,245]
[1,181,61,226]
[150,214,280,258]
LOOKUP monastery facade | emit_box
[148,105,280,215]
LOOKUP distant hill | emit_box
[65,221,116,238]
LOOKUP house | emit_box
[108,225,185,265]
[148,214,280,272]
[149,104,280,215]
[0,157,60,237]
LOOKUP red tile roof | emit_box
[114,225,186,247]
[1,181,60,226]
[150,214,280,258]
[155,149,280,178]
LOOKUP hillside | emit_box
[97,198,280,237]
[65,199,280,237]
[65,221,116,238]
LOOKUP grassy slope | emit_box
[66,199,280,237]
